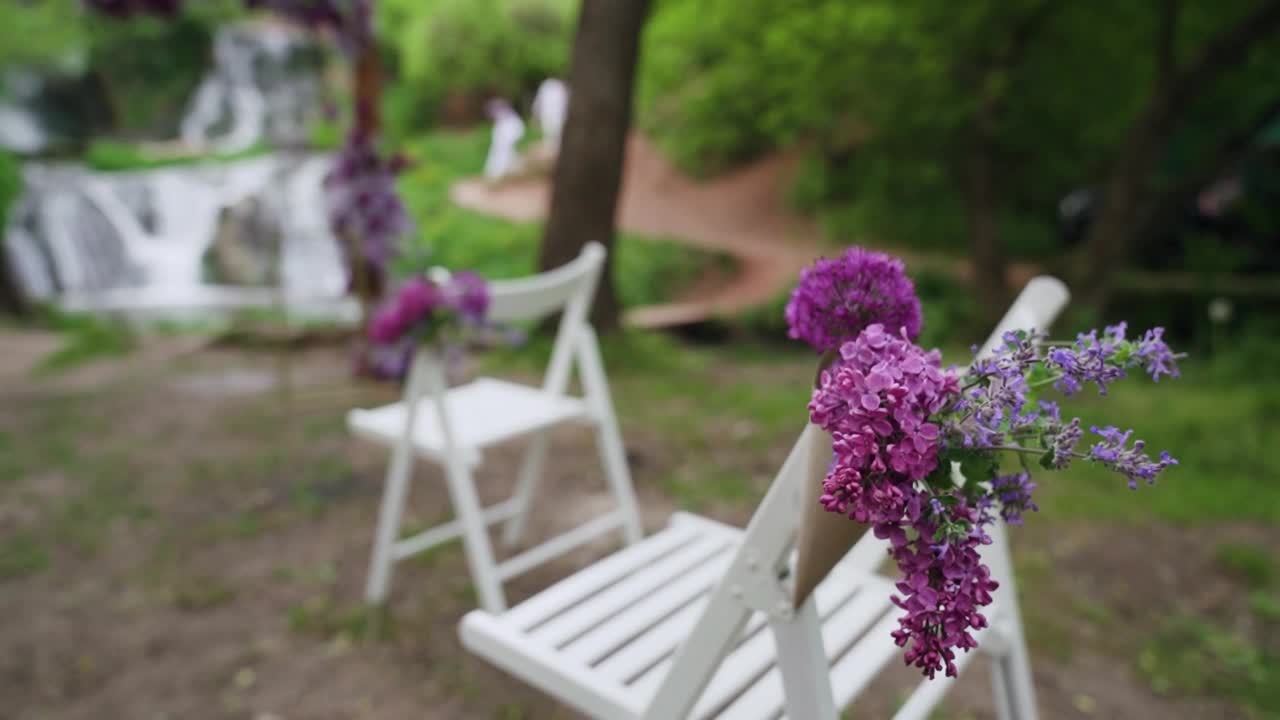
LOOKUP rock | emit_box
[204,195,282,286]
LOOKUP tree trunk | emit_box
[538,0,651,332]
[1079,0,1280,310]
[964,87,1008,325]
[0,247,26,317]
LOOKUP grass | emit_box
[1217,543,1277,590]
[1139,613,1280,717]
[84,139,271,172]
[33,307,136,374]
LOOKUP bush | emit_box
[0,151,20,225]
[85,13,216,137]
[380,0,574,129]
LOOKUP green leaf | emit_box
[1039,450,1056,469]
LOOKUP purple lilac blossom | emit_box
[879,495,997,679]
[368,273,489,346]
[325,130,413,284]
[809,324,958,523]
[785,247,923,352]
[447,271,490,323]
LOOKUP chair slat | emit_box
[505,524,705,630]
[694,578,886,720]
[717,581,895,720]
[533,534,736,647]
[563,551,735,667]
[825,611,903,709]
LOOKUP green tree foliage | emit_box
[638,0,1280,312]
[0,0,87,70]
[377,0,575,129]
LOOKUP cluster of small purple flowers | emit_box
[368,270,488,347]
[793,248,1185,679]
[811,326,1001,679]
[784,247,923,352]
[1044,322,1181,396]
[324,130,412,289]
[810,324,956,523]
[876,496,998,679]
[1088,425,1179,489]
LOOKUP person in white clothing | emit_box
[530,78,569,153]
[483,98,525,183]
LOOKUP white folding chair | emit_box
[350,242,644,613]
[459,277,1070,719]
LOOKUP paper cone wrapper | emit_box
[792,424,866,607]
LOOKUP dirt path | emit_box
[451,134,822,328]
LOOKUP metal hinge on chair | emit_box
[728,546,797,621]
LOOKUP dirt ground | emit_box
[0,336,1269,719]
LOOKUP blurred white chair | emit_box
[349,242,644,612]
[459,277,1070,719]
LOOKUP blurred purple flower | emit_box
[786,246,922,352]
[325,130,412,286]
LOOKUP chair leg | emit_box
[365,451,414,604]
[991,619,1038,720]
[772,596,839,720]
[443,460,508,613]
[503,431,550,548]
[594,416,643,544]
[575,326,643,544]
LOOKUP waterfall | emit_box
[180,22,321,154]
[1,22,350,322]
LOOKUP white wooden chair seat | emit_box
[348,378,593,468]
[463,511,985,720]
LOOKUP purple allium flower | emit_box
[1087,425,1179,489]
[785,247,923,352]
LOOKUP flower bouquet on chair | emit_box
[787,247,1183,679]
[366,268,510,380]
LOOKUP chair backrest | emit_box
[644,276,1071,720]
[487,242,607,395]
